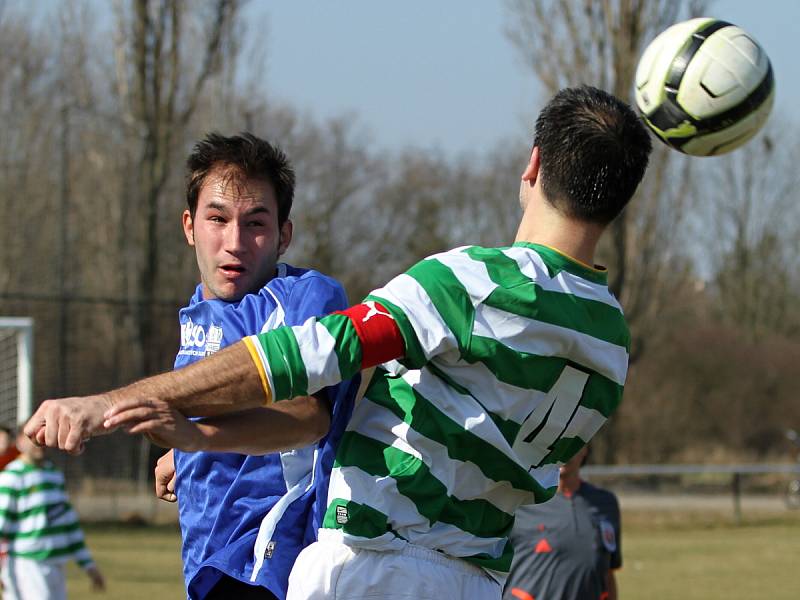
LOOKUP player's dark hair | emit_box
[534,86,652,223]
[186,132,295,225]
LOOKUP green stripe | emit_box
[405,258,474,350]
[323,498,392,539]
[0,501,73,522]
[334,431,514,540]
[541,436,591,467]
[468,336,623,417]
[368,370,540,496]
[10,540,86,562]
[255,326,308,399]
[320,313,362,380]
[465,246,629,349]
[0,482,64,498]
[461,538,515,574]
[2,462,58,476]
[363,295,426,368]
[2,522,81,540]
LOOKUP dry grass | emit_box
[65,512,800,599]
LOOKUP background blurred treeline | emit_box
[1,0,799,488]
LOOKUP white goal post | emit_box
[0,317,34,426]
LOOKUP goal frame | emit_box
[0,317,34,424]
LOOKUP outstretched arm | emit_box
[108,394,332,455]
[24,301,404,453]
[23,342,264,453]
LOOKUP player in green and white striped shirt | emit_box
[0,431,104,599]
[27,86,652,599]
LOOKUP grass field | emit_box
[64,511,800,599]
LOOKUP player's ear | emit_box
[521,146,540,185]
[182,210,195,246]
[277,219,293,256]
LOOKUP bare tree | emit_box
[111,0,241,376]
[705,126,800,338]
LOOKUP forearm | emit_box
[108,342,265,417]
[606,571,618,600]
[193,395,331,455]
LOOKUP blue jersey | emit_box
[173,264,357,599]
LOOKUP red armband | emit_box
[334,301,405,369]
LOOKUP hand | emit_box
[155,450,177,502]
[86,565,105,592]
[23,395,114,455]
[103,399,207,452]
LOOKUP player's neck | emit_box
[515,198,603,267]
[20,454,43,467]
[558,473,582,495]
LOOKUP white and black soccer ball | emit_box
[635,18,774,156]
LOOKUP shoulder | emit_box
[266,265,345,298]
[579,481,620,512]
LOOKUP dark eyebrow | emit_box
[207,201,229,213]
[243,206,269,216]
[206,202,269,216]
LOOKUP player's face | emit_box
[16,433,43,462]
[183,168,292,302]
[559,445,588,479]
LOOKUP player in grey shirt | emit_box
[504,446,621,600]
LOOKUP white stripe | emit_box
[427,251,497,306]
[394,368,522,466]
[7,490,68,514]
[402,367,578,493]
[9,528,84,555]
[0,469,63,489]
[473,303,628,385]
[372,274,458,360]
[528,464,560,491]
[293,318,341,393]
[251,446,320,582]
[0,507,79,536]
[327,466,507,560]
[260,285,285,333]
[503,246,623,310]
[350,399,533,514]
[561,405,607,442]
[433,359,550,423]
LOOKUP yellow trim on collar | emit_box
[535,243,607,273]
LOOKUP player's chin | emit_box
[212,280,249,302]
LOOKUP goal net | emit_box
[0,318,33,427]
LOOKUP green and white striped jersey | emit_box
[246,243,629,583]
[0,459,94,568]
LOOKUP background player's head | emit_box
[521,85,652,225]
[183,132,296,301]
[559,445,589,484]
[0,424,14,454]
[16,429,44,464]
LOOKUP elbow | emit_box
[305,401,331,444]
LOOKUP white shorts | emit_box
[1,556,67,600]
[287,530,500,600]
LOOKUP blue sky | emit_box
[255,1,798,156]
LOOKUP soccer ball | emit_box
[634,18,774,156]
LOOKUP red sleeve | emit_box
[333,301,405,369]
